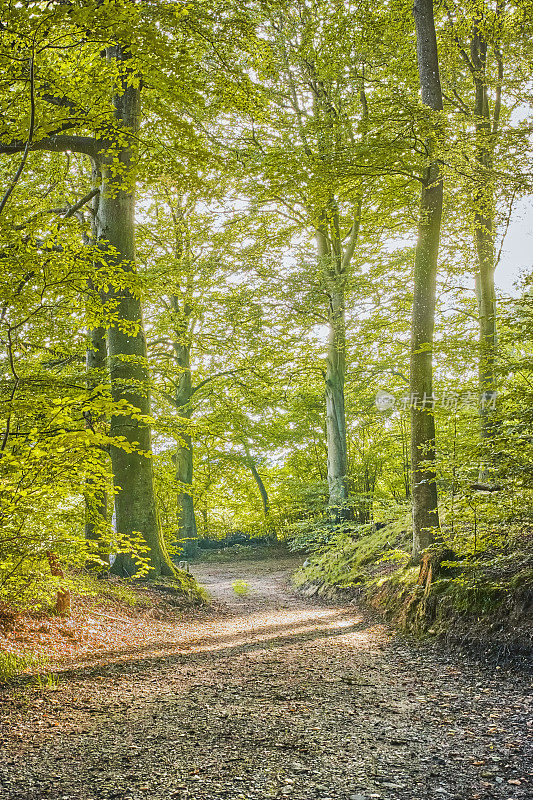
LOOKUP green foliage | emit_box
[0,0,532,621]
[0,651,49,684]
[232,580,250,596]
[80,575,154,609]
[292,509,412,590]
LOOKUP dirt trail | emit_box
[0,557,531,800]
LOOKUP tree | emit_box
[0,1,185,577]
[232,1,375,518]
[98,42,175,577]
[411,0,444,558]
[441,1,521,483]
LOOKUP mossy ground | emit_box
[293,521,533,656]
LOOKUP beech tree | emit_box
[440,1,527,484]
[1,0,256,578]
[230,1,375,518]
[410,0,444,558]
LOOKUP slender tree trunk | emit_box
[243,444,270,516]
[471,16,500,480]
[475,212,498,485]
[175,432,197,548]
[243,442,276,541]
[84,305,108,561]
[325,287,350,516]
[97,45,174,577]
[411,0,443,559]
[171,316,198,557]
[316,222,350,518]
[46,551,70,616]
[201,505,208,537]
[84,179,108,564]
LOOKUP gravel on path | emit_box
[0,557,531,800]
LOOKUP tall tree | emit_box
[98,43,174,577]
[411,0,444,558]
[232,2,377,518]
[140,184,286,553]
[442,1,510,482]
[82,177,109,560]
[0,3,176,576]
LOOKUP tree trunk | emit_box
[175,431,198,554]
[243,444,270,516]
[316,217,350,518]
[475,218,498,486]
[171,316,198,558]
[84,309,108,565]
[46,551,71,616]
[411,0,443,559]
[325,284,350,517]
[243,442,276,541]
[84,177,108,565]
[98,45,174,578]
[471,16,500,481]
[201,505,208,537]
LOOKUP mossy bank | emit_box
[292,519,533,663]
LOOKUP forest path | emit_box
[0,557,531,800]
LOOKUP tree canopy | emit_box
[1,0,532,611]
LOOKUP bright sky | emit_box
[496,197,533,295]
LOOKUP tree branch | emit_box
[492,1,505,136]
[0,134,97,159]
[13,187,99,231]
[444,2,476,75]
[0,57,36,216]
[62,187,100,219]
[192,369,248,396]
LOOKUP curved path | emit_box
[0,557,531,800]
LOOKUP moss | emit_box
[293,515,532,642]
[448,583,506,614]
[151,570,208,604]
[73,573,152,608]
[510,568,533,589]
[80,568,207,608]
[293,520,411,594]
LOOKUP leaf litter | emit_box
[0,557,531,800]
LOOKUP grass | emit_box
[33,668,59,690]
[81,567,208,607]
[81,573,155,608]
[292,517,411,590]
[232,580,250,595]
[292,517,532,641]
[0,650,53,684]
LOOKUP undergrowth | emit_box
[194,544,287,563]
[81,574,155,608]
[291,507,532,643]
[292,509,412,590]
[0,650,54,685]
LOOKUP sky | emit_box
[496,197,533,295]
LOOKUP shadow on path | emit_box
[27,612,371,686]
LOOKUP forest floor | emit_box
[0,556,531,800]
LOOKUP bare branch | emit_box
[62,187,100,219]
[492,1,506,136]
[495,188,516,270]
[443,2,476,75]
